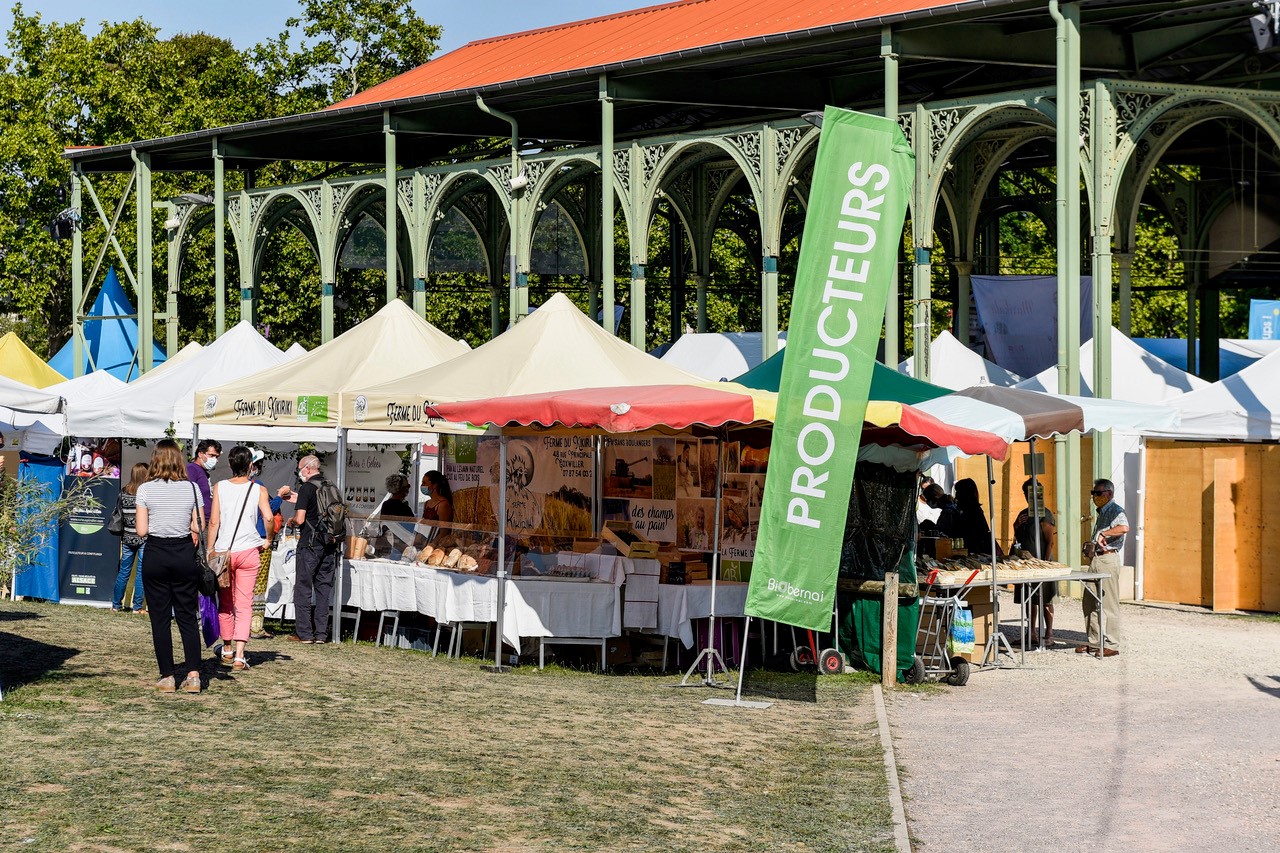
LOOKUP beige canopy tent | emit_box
[195,299,468,432]
[340,292,706,430]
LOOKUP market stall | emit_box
[421,385,1009,677]
[917,384,1179,660]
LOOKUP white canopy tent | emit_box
[657,332,787,381]
[1147,347,1280,440]
[140,341,202,381]
[284,342,308,359]
[67,322,291,440]
[22,370,127,455]
[343,292,708,429]
[1014,327,1208,403]
[195,300,468,440]
[898,331,1022,390]
[0,374,65,446]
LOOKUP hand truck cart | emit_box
[907,572,972,686]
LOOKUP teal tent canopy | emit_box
[48,267,166,381]
[734,348,950,404]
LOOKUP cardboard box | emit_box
[601,521,660,558]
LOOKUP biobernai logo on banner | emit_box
[745,108,914,632]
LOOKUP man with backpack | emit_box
[285,454,343,644]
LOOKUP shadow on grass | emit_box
[739,668,820,703]
[0,610,43,623]
[0,631,80,692]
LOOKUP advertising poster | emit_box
[717,431,770,564]
[747,107,914,632]
[342,448,405,518]
[604,435,679,545]
[442,434,594,537]
[57,473,119,605]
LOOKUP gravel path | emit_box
[888,596,1280,852]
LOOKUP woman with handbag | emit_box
[110,463,150,613]
[135,439,205,694]
[206,445,274,672]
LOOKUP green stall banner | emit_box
[744,107,914,631]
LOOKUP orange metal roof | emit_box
[330,0,964,109]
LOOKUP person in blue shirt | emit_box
[1078,478,1128,657]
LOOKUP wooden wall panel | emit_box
[1143,442,1207,606]
[1144,441,1280,612]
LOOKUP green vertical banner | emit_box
[745,107,914,631]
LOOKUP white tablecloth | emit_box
[346,559,418,612]
[657,581,750,648]
[507,579,620,648]
[338,559,619,654]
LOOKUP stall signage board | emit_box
[745,107,914,631]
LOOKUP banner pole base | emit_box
[671,646,732,688]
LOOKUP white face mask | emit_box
[203,456,218,471]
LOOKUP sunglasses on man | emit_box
[1090,489,1110,496]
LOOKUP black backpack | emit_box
[309,479,350,547]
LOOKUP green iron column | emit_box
[70,165,84,377]
[762,256,779,356]
[1051,0,1083,567]
[1117,251,1134,335]
[761,125,780,360]
[241,170,256,327]
[882,26,900,366]
[213,138,226,336]
[910,106,933,382]
[384,110,398,304]
[1091,80,1119,484]
[695,275,709,332]
[164,202,180,357]
[319,179,335,342]
[630,263,646,348]
[412,172,428,316]
[952,260,973,345]
[600,75,615,332]
[133,150,154,374]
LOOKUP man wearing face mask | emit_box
[186,439,223,517]
[282,455,335,644]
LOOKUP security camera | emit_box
[508,172,529,191]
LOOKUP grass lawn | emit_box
[0,601,896,852]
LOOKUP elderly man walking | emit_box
[1078,478,1128,657]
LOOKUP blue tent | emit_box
[48,267,166,381]
[1131,338,1258,379]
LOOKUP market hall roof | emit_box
[63,0,1265,173]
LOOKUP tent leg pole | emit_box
[487,434,510,672]
[332,429,346,644]
[734,615,752,703]
[676,432,729,688]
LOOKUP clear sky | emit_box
[1,1,658,54]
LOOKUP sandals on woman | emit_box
[232,657,250,672]
[219,644,235,664]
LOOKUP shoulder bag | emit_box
[192,483,220,597]
[106,492,126,536]
[207,482,256,590]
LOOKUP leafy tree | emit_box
[252,0,441,107]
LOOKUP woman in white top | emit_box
[135,439,204,694]
[206,445,274,671]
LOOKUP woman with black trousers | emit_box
[135,439,205,694]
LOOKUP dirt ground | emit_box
[888,595,1280,852]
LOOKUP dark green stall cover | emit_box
[835,461,921,680]
[735,351,950,406]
